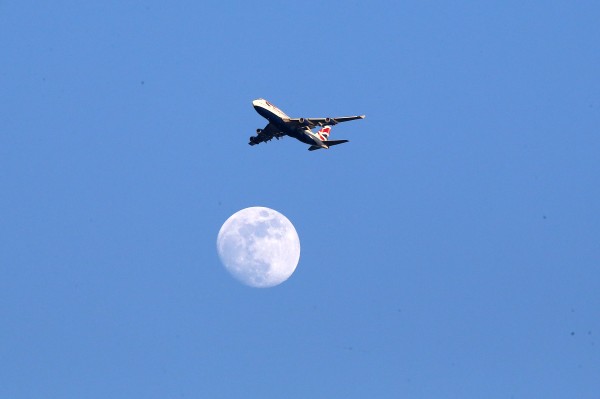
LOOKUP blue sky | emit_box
[1,1,599,397]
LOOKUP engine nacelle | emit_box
[325,117,333,124]
[256,128,262,134]
[298,118,311,126]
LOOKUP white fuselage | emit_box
[252,99,290,121]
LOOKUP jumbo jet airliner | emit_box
[249,98,365,151]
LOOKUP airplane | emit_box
[249,98,365,151]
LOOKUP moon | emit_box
[216,207,301,288]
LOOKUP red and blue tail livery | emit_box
[249,99,365,151]
[317,126,331,141]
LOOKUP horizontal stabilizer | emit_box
[324,140,348,146]
[307,140,349,151]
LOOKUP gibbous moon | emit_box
[216,207,300,288]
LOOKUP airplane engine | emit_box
[325,117,333,124]
[256,128,262,133]
[298,118,311,126]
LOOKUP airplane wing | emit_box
[288,115,365,128]
[249,122,284,145]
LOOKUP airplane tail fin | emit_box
[316,125,331,140]
[308,125,348,151]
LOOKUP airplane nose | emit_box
[252,99,266,117]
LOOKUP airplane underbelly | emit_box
[263,113,312,145]
[284,127,313,145]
